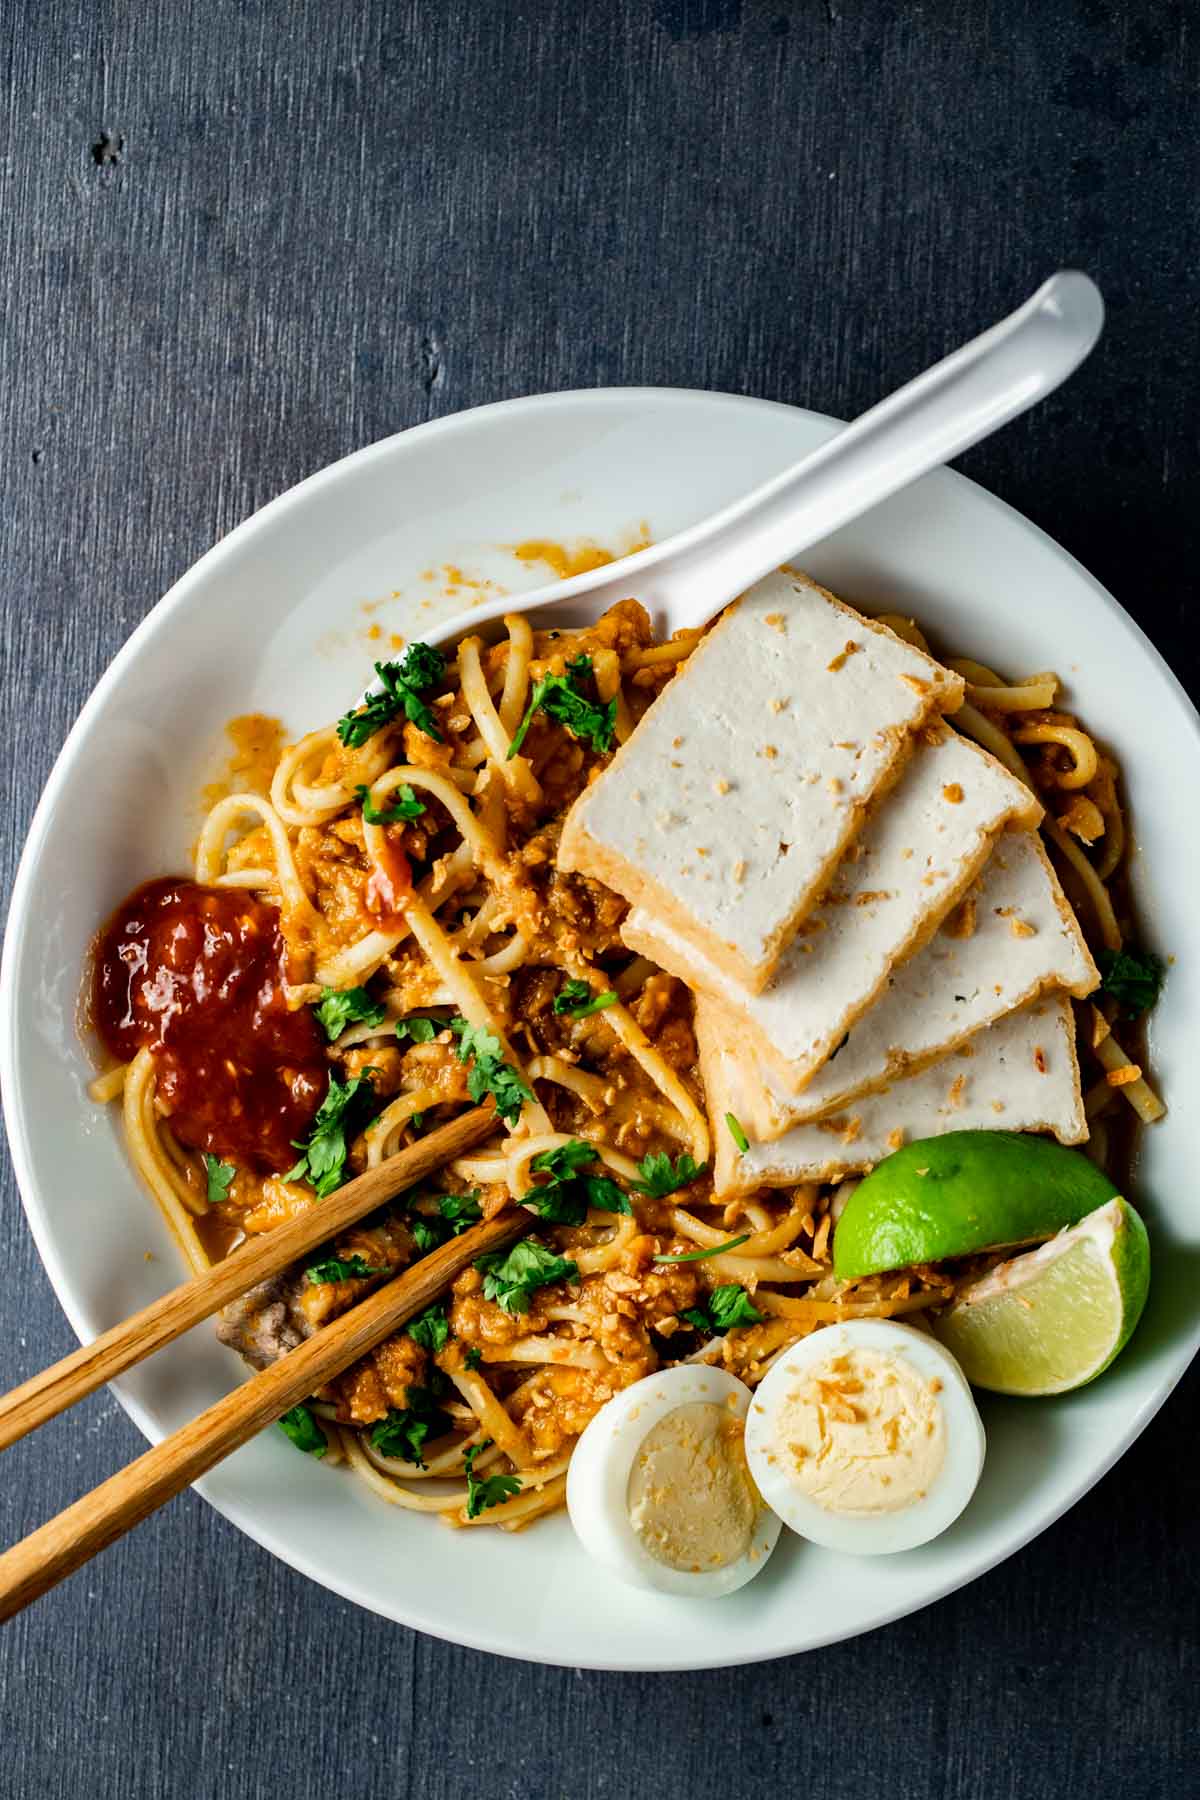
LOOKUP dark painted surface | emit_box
[1,3,1196,1795]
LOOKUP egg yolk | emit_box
[773,1347,946,1516]
[626,1402,759,1573]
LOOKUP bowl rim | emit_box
[3,384,1198,1669]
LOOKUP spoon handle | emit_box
[635,271,1103,625]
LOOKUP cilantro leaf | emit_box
[278,1403,327,1458]
[439,1190,483,1233]
[463,1346,483,1371]
[395,1015,438,1046]
[409,1214,449,1255]
[464,1439,522,1519]
[313,985,386,1043]
[506,655,616,760]
[1096,947,1165,1019]
[585,1175,633,1215]
[476,1240,578,1313]
[368,1384,451,1468]
[681,1284,763,1336]
[407,1189,482,1255]
[523,1141,631,1224]
[449,1017,533,1125]
[631,1151,706,1198]
[203,1154,236,1205]
[285,1073,378,1197]
[305,1254,384,1284]
[653,1233,750,1264]
[354,781,427,826]
[337,644,446,748]
[407,1302,451,1354]
[552,977,618,1019]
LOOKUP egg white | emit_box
[744,1318,986,1555]
[565,1363,782,1596]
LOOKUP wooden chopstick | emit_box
[0,1104,500,1456]
[0,1201,534,1621]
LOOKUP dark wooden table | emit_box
[2,4,1196,1794]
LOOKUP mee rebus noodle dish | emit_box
[86,569,1164,1560]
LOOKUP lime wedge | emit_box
[931,1197,1150,1395]
[832,1131,1119,1279]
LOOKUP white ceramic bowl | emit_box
[3,389,1197,1671]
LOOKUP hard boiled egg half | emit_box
[566,1364,782,1596]
[744,1318,985,1555]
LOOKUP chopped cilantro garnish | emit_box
[409,1214,448,1256]
[476,1239,578,1313]
[313,985,386,1042]
[506,655,616,760]
[464,1439,522,1519]
[681,1284,763,1336]
[203,1154,236,1205]
[523,1139,630,1224]
[439,1190,483,1233]
[552,977,619,1019]
[337,644,446,748]
[653,1233,750,1264]
[354,781,427,826]
[1096,947,1165,1019]
[632,1151,706,1197]
[305,1254,384,1284]
[395,1016,438,1046]
[368,1384,451,1468]
[463,1346,484,1371]
[449,1017,533,1125]
[277,1403,327,1458]
[285,1072,378,1197]
[725,1112,750,1153]
[407,1189,482,1255]
[407,1302,451,1354]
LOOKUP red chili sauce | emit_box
[92,879,326,1173]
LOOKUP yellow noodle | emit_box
[621,633,702,672]
[480,1339,611,1370]
[670,1202,814,1258]
[1090,1009,1166,1122]
[312,842,476,990]
[494,1474,570,1532]
[1043,817,1123,951]
[339,1429,470,1513]
[753,1289,943,1321]
[872,613,930,652]
[447,1468,570,1531]
[195,792,319,931]
[587,988,709,1165]
[121,1049,209,1277]
[525,1056,608,1113]
[442,1357,537,1470]
[1013,723,1099,789]
[967,674,1060,711]
[458,635,542,802]
[88,1063,128,1103]
[405,899,551,1134]
[363,1085,443,1167]
[592,646,634,745]
[572,1212,640,1274]
[497,613,534,734]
